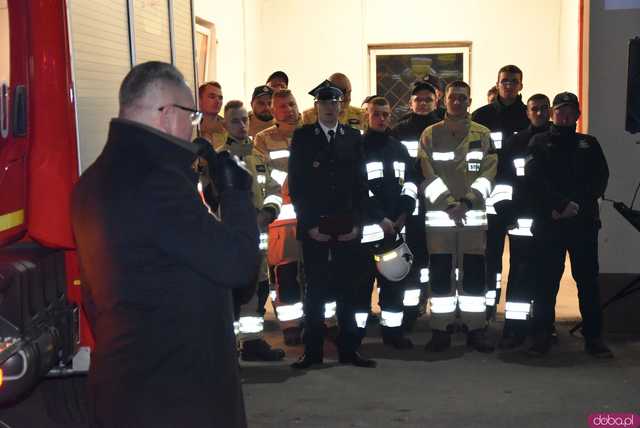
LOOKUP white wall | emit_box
[587,0,640,273]
[203,0,580,112]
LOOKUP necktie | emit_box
[328,129,335,152]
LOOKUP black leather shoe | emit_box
[339,352,377,368]
[241,339,285,362]
[425,329,451,352]
[467,328,495,353]
[291,354,323,369]
[528,333,552,356]
[381,327,414,349]
[498,333,526,350]
[585,338,614,359]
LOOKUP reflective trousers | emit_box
[427,228,487,331]
[301,237,370,356]
[503,234,536,334]
[485,213,509,310]
[532,223,603,339]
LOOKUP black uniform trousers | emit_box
[503,234,536,335]
[485,213,509,306]
[532,223,603,339]
[301,237,369,356]
[363,245,407,324]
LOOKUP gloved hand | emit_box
[214,151,253,193]
[193,137,217,167]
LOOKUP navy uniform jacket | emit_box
[288,123,368,237]
[526,124,609,232]
[72,119,257,428]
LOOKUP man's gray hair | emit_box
[119,61,186,108]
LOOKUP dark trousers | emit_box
[301,238,369,356]
[404,206,429,308]
[503,234,536,335]
[486,214,509,304]
[363,245,406,328]
[532,224,603,339]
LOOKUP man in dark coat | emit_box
[72,61,258,427]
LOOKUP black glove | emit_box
[214,151,253,193]
[193,137,218,172]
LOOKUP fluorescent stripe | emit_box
[263,194,283,208]
[324,301,337,319]
[466,151,484,161]
[400,226,406,234]
[471,177,492,200]
[486,290,497,299]
[403,289,421,306]
[0,209,24,232]
[271,169,288,186]
[401,140,419,158]
[276,302,304,321]
[361,224,385,243]
[412,205,419,216]
[276,203,296,220]
[505,311,528,320]
[425,211,456,227]
[505,302,531,313]
[432,151,455,161]
[508,218,534,237]
[366,162,384,180]
[269,149,290,160]
[420,268,430,283]
[486,184,513,211]
[455,268,459,281]
[401,182,418,200]
[355,312,369,328]
[259,233,269,250]
[238,316,264,334]
[257,174,266,184]
[197,182,203,193]
[424,177,449,203]
[394,161,406,179]
[369,190,374,197]
[458,295,486,313]
[233,321,240,335]
[380,310,404,327]
[430,296,457,314]
[464,210,488,226]
[486,298,496,306]
[513,157,526,176]
[491,131,503,149]
[269,290,277,301]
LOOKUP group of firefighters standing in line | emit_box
[197,64,613,369]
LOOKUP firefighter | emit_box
[471,65,529,319]
[198,81,227,151]
[494,94,551,349]
[248,85,275,138]
[423,74,446,119]
[254,89,309,345]
[526,92,613,358]
[390,81,443,330]
[302,73,366,132]
[361,97,418,348]
[289,82,375,369]
[220,100,286,361]
[266,70,289,91]
[419,80,497,353]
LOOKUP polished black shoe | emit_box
[381,327,414,349]
[528,334,552,356]
[283,327,303,346]
[467,328,495,353]
[241,339,285,362]
[498,333,527,350]
[338,351,377,368]
[291,353,323,369]
[585,338,614,359]
[424,329,451,352]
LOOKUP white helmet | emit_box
[374,238,413,282]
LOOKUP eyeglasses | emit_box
[159,104,203,125]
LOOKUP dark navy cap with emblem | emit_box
[309,80,344,101]
[251,85,273,102]
[552,92,580,110]
[412,81,437,96]
[423,74,444,91]
[266,70,289,86]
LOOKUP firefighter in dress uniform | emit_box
[471,65,529,319]
[302,73,366,132]
[218,100,285,361]
[419,81,497,353]
[289,82,375,369]
[493,94,551,349]
[361,96,419,349]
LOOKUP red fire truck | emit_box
[0,0,197,419]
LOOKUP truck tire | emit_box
[41,376,89,425]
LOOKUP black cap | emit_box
[251,85,273,102]
[309,80,343,101]
[266,70,289,86]
[411,81,437,96]
[423,74,444,91]
[362,94,381,105]
[552,92,580,110]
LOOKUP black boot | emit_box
[424,329,451,352]
[585,337,614,358]
[241,339,285,362]
[282,326,303,346]
[381,326,414,349]
[467,328,494,353]
[291,353,323,369]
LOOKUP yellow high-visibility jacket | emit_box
[302,105,367,131]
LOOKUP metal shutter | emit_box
[132,0,171,65]
[171,0,195,92]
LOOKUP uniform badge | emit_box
[348,118,360,125]
[578,140,590,149]
[339,127,345,135]
[313,161,320,168]
[256,165,266,172]
[314,128,321,135]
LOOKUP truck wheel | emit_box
[41,376,89,425]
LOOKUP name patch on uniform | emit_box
[256,165,266,172]
[578,140,590,149]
